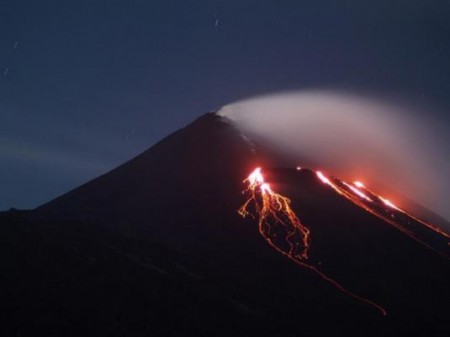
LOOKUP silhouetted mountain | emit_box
[0,113,449,337]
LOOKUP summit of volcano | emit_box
[1,112,449,337]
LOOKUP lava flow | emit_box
[315,171,450,257]
[238,167,387,316]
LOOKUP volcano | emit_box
[1,113,449,337]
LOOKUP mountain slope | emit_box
[0,112,449,337]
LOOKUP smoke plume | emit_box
[219,91,449,222]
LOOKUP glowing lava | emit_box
[239,167,387,316]
[315,171,450,256]
[239,167,310,259]
[354,181,365,188]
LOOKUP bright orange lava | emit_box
[239,167,310,260]
[239,167,387,316]
[354,181,365,188]
[315,170,450,256]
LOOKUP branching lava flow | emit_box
[238,167,387,316]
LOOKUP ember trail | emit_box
[239,167,387,316]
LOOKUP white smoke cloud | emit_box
[219,91,449,221]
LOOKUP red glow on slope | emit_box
[354,181,365,188]
[315,170,450,252]
[380,197,399,209]
[342,182,372,202]
[239,167,387,316]
[316,171,332,185]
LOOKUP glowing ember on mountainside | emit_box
[354,181,365,188]
[342,182,372,202]
[316,171,332,186]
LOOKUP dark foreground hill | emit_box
[0,113,449,337]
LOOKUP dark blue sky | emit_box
[1,0,450,210]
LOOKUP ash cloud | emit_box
[219,91,450,222]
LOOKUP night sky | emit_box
[1,0,450,211]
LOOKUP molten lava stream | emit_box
[353,181,450,241]
[316,171,450,257]
[238,168,387,316]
